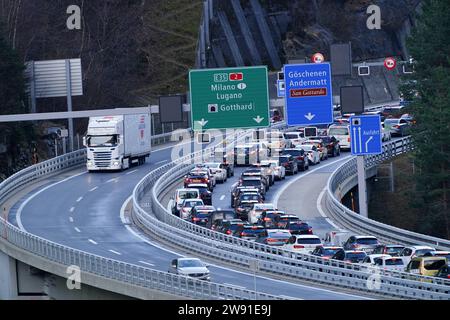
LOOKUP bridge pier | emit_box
[0,250,18,299]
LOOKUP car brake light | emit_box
[352,244,359,248]
[192,217,200,221]
[263,217,271,221]
[226,230,232,235]
[240,232,245,236]
[266,238,278,243]
[293,245,304,249]
[347,137,351,142]
[308,228,313,234]
[447,275,450,279]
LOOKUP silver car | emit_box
[168,258,210,281]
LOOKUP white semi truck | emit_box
[84,113,151,171]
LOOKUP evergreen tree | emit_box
[401,0,450,238]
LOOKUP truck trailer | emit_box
[84,113,151,171]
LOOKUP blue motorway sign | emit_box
[349,115,383,155]
[284,63,333,126]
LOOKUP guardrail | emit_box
[133,131,450,299]
[0,131,283,300]
[326,137,450,250]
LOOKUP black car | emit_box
[281,149,308,171]
[185,183,212,205]
[277,217,313,235]
[276,155,298,175]
[241,169,270,191]
[372,244,405,257]
[331,249,367,263]
[218,219,249,235]
[239,177,266,196]
[309,136,340,157]
[233,225,266,240]
[190,206,215,226]
[312,246,343,259]
[257,210,285,229]
[207,210,236,230]
[235,193,263,219]
[230,183,261,208]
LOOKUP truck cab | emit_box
[84,114,151,171]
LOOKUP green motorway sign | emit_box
[189,66,270,131]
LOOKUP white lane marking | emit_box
[106,178,118,183]
[69,207,75,213]
[109,249,122,255]
[155,160,168,165]
[74,227,81,233]
[69,217,74,223]
[224,283,247,289]
[273,155,352,208]
[88,239,98,245]
[119,196,372,300]
[279,295,302,300]
[126,169,139,175]
[16,171,87,231]
[217,208,221,210]
[138,260,155,267]
[76,196,83,202]
[89,186,98,192]
[219,195,225,201]
[317,188,344,231]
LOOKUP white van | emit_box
[328,124,351,151]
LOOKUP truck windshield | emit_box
[87,135,117,147]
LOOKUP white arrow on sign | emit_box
[358,127,362,152]
[197,118,208,127]
[304,113,315,121]
[253,116,264,124]
[353,127,358,152]
[365,136,373,152]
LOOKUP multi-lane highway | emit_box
[6,135,373,300]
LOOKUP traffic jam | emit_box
[169,106,449,281]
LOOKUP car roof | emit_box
[186,184,208,188]
[355,235,378,239]
[368,254,391,259]
[344,250,366,254]
[183,198,203,202]
[177,188,199,192]
[411,256,447,261]
[409,246,435,250]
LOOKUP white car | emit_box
[360,254,405,272]
[300,144,320,165]
[179,198,204,220]
[398,245,436,265]
[283,132,305,147]
[203,162,227,183]
[328,124,351,151]
[172,188,200,214]
[168,258,210,281]
[266,131,290,151]
[260,159,285,181]
[285,235,322,253]
[247,203,276,224]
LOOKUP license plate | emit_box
[192,179,201,183]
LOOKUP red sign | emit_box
[384,57,397,70]
[290,88,327,98]
[229,72,243,81]
[312,53,325,64]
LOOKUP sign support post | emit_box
[65,59,74,152]
[357,156,368,217]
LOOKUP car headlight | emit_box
[113,161,120,166]
[87,160,93,165]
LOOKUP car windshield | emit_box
[87,135,117,147]
[385,258,404,266]
[283,149,303,156]
[255,204,274,210]
[179,191,198,199]
[241,180,261,187]
[194,212,210,218]
[328,128,348,135]
[424,259,446,270]
[241,194,260,201]
[205,163,220,168]
[297,238,321,244]
[279,156,290,163]
[386,247,404,255]
[415,249,435,256]
[178,259,204,268]
[384,119,400,125]
[301,145,314,151]
[345,252,366,260]
[241,227,265,235]
[356,238,378,245]
[185,200,203,207]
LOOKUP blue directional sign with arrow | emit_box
[350,115,383,155]
[284,63,333,126]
